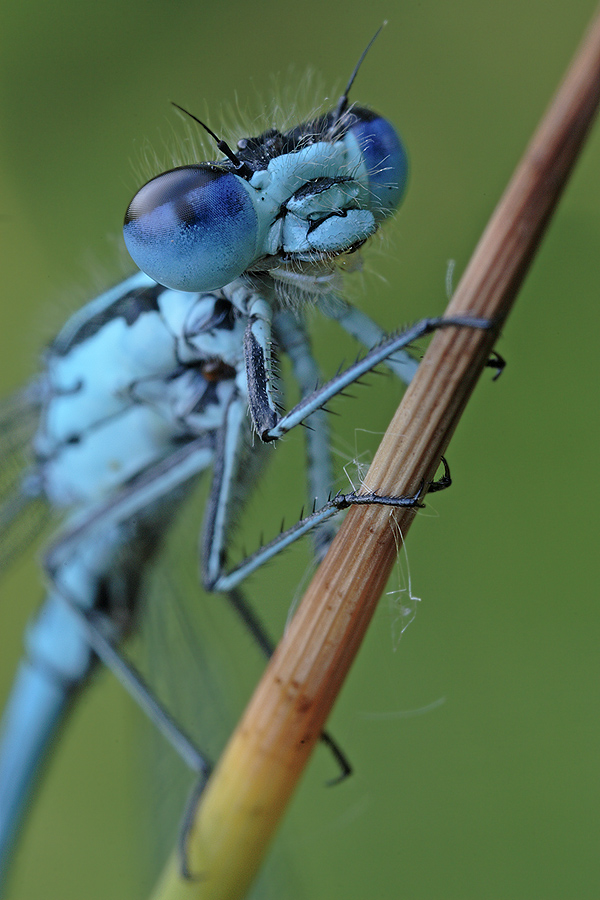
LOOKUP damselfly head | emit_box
[123,26,408,295]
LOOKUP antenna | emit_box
[171,102,254,178]
[333,22,387,123]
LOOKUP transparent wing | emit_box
[0,385,50,571]
[130,480,301,898]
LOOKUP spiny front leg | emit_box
[262,315,495,442]
[243,296,281,440]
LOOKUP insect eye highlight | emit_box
[349,114,409,220]
[124,165,259,292]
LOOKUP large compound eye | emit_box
[350,115,408,221]
[123,165,259,292]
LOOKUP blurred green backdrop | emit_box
[1,1,599,898]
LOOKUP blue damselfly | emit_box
[0,29,497,893]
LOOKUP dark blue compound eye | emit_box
[350,115,408,221]
[123,165,259,292]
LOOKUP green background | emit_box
[1,1,599,898]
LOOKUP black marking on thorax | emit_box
[53,283,164,357]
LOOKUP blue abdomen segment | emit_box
[349,112,408,221]
[0,596,95,884]
[124,165,259,292]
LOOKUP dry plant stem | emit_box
[150,9,600,900]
